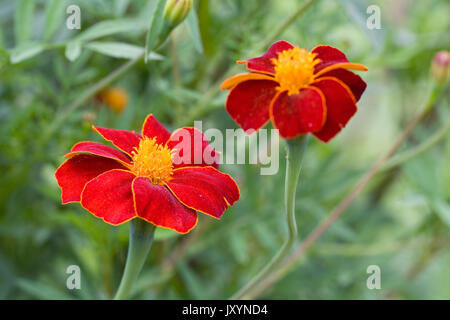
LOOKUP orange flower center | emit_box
[130,137,173,184]
[271,47,320,95]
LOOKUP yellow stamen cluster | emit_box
[271,47,320,95]
[130,137,173,184]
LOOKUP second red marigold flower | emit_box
[221,40,368,142]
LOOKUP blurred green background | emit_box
[0,0,449,299]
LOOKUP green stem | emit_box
[231,136,308,300]
[260,0,316,50]
[114,219,156,300]
[382,119,450,172]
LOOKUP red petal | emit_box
[133,177,198,234]
[316,69,367,102]
[225,79,279,132]
[167,127,220,169]
[55,154,128,204]
[93,126,141,156]
[312,45,349,73]
[141,114,171,145]
[166,167,240,219]
[64,141,131,165]
[312,45,368,76]
[237,40,294,74]
[80,169,136,225]
[270,87,326,139]
[311,77,358,142]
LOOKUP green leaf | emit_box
[177,261,206,299]
[16,278,73,300]
[14,0,36,45]
[9,42,44,64]
[433,200,450,228]
[0,28,4,49]
[114,0,131,17]
[153,226,181,241]
[84,41,164,60]
[65,41,82,61]
[42,0,67,42]
[185,9,203,54]
[229,231,248,264]
[75,19,147,42]
[144,0,166,63]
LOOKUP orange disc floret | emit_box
[222,40,368,142]
[54,114,239,234]
[97,87,128,114]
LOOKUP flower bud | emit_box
[163,0,193,27]
[97,87,128,114]
[431,50,450,84]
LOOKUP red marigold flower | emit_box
[55,114,240,234]
[221,41,368,142]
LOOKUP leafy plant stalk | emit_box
[231,136,308,300]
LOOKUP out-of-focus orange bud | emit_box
[97,87,129,114]
[431,51,450,85]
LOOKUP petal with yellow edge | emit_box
[237,40,294,75]
[165,166,240,219]
[316,69,367,102]
[312,77,358,142]
[141,114,171,145]
[80,169,137,225]
[220,73,275,90]
[167,127,220,169]
[312,45,368,76]
[225,79,279,132]
[55,154,128,204]
[93,126,142,157]
[133,177,198,234]
[270,87,327,139]
[64,141,132,165]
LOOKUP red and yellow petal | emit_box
[133,177,198,234]
[312,45,368,76]
[316,69,367,102]
[311,77,358,142]
[221,73,275,90]
[225,79,279,132]
[270,87,327,139]
[167,127,220,169]
[237,40,294,75]
[165,166,240,219]
[55,154,128,204]
[93,126,141,156]
[141,114,171,145]
[64,141,131,165]
[80,169,137,225]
